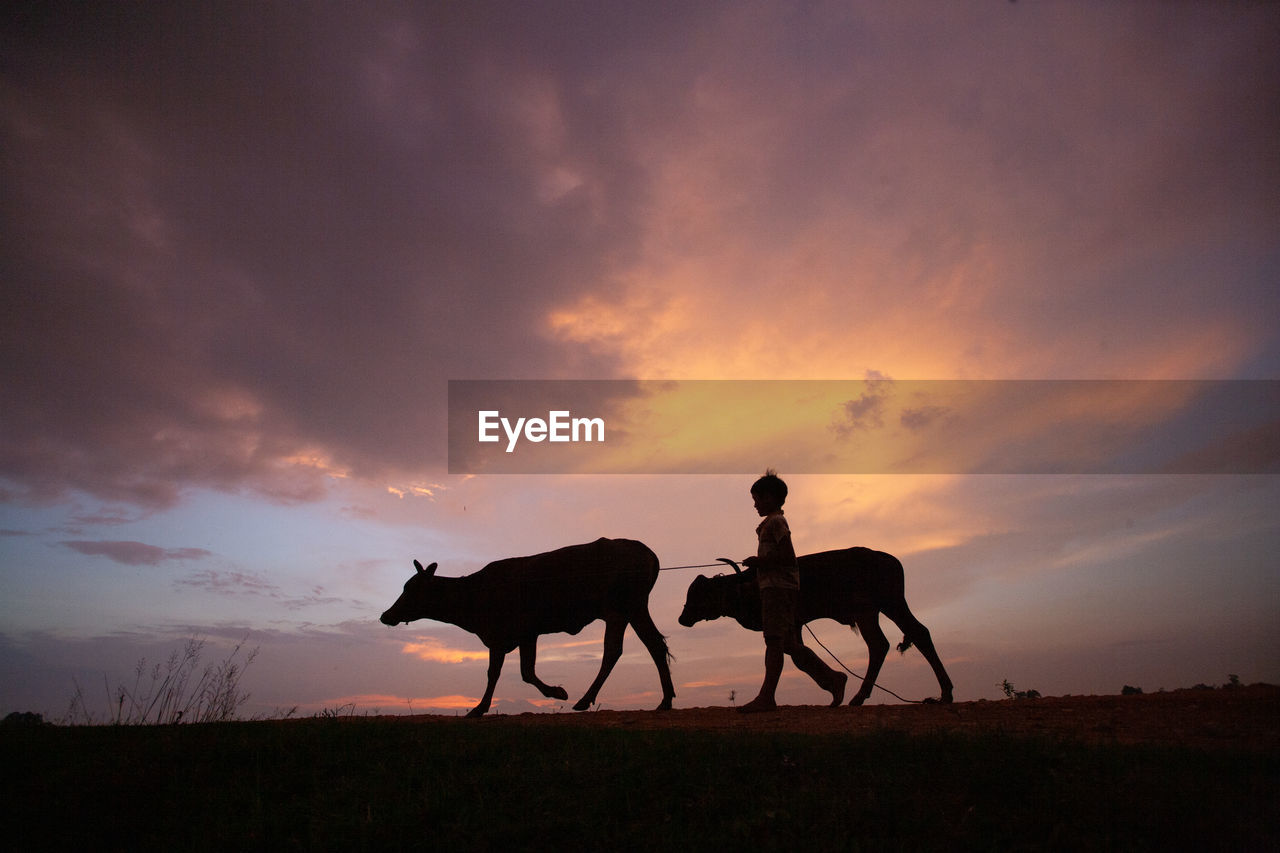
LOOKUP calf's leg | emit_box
[574,616,626,711]
[849,611,890,706]
[629,607,676,710]
[884,601,954,703]
[518,639,569,701]
[469,647,506,717]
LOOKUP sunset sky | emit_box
[2,1,1277,719]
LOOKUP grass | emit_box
[63,637,258,725]
[2,718,1276,851]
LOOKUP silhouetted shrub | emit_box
[1000,679,1041,700]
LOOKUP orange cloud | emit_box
[408,694,482,710]
[278,448,350,479]
[401,637,488,664]
[295,694,479,713]
[540,638,602,650]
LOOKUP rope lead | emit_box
[804,623,922,704]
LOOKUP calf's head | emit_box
[379,559,438,626]
[678,575,721,627]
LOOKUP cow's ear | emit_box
[413,559,438,576]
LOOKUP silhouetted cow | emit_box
[381,537,676,717]
[679,547,953,705]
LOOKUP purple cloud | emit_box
[900,405,953,432]
[2,4,1277,508]
[831,375,894,438]
[0,4,681,508]
[175,570,279,596]
[61,540,213,567]
[175,570,348,611]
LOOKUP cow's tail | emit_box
[638,541,674,665]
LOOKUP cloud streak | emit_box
[60,540,212,566]
[174,570,348,611]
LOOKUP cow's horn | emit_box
[716,557,742,574]
[413,559,437,575]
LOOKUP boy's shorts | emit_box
[760,586,801,643]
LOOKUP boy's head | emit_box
[750,468,787,512]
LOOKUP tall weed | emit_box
[64,637,257,725]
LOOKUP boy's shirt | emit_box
[755,510,800,590]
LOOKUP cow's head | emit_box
[379,559,438,626]
[678,574,725,627]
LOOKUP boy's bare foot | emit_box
[737,697,777,714]
[827,672,847,707]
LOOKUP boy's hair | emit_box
[751,468,788,503]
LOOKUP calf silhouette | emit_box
[679,547,953,705]
[381,537,675,717]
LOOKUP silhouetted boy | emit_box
[738,470,847,713]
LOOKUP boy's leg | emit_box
[785,636,847,706]
[739,639,784,713]
[772,586,846,706]
[740,588,790,713]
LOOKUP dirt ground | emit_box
[401,684,1280,751]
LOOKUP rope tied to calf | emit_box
[659,562,730,571]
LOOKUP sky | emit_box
[2,1,1277,719]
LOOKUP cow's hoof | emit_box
[828,672,848,707]
[655,698,673,711]
[848,693,869,707]
[465,707,487,718]
[572,698,593,711]
[547,686,569,701]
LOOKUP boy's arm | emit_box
[749,533,794,571]
[745,517,794,571]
